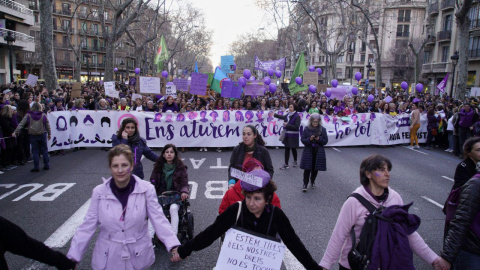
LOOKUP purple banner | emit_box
[244,81,265,96]
[173,78,189,92]
[254,55,286,72]
[436,72,449,94]
[190,73,208,95]
[129,77,137,86]
[221,81,242,98]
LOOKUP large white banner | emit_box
[46,110,428,151]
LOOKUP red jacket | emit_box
[218,182,281,214]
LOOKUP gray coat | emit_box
[300,126,328,171]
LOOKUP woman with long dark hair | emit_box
[275,102,301,170]
[111,118,158,179]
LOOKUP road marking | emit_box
[190,158,206,169]
[421,196,443,208]
[283,248,306,270]
[210,158,229,169]
[442,176,454,182]
[403,146,428,155]
[332,147,341,152]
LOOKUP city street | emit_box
[0,145,458,270]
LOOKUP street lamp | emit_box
[4,32,16,84]
[450,50,459,98]
[120,60,125,82]
[365,62,372,93]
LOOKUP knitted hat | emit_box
[240,169,270,192]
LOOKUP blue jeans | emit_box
[453,249,480,269]
[30,133,49,169]
[448,131,454,150]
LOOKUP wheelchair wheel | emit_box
[187,213,194,239]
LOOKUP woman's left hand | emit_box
[170,247,183,262]
[181,193,189,201]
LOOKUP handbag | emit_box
[431,128,438,136]
[279,129,285,141]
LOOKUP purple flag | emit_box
[129,77,136,86]
[436,73,449,94]
[254,55,286,72]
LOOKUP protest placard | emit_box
[71,82,82,98]
[132,93,143,101]
[104,81,118,98]
[166,84,177,98]
[173,78,189,92]
[328,85,353,100]
[244,81,265,96]
[221,81,242,99]
[230,168,263,187]
[129,77,136,86]
[139,77,161,94]
[215,228,286,270]
[221,55,235,74]
[190,73,208,95]
[25,74,38,87]
[303,72,318,86]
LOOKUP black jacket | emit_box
[441,177,480,263]
[177,201,321,269]
[228,142,274,181]
[0,216,75,269]
[452,158,477,191]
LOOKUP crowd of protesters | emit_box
[0,79,479,174]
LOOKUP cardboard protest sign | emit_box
[215,228,286,270]
[303,71,318,86]
[244,81,265,96]
[328,85,353,100]
[71,82,82,98]
[221,81,242,99]
[173,78,189,92]
[221,55,235,74]
[230,168,263,187]
[190,73,208,95]
[139,77,161,94]
[132,93,143,101]
[25,74,38,87]
[104,81,118,98]
[166,84,177,98]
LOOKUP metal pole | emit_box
[350,59,353,85]
[8,43,13,83]
[450,64,456,98]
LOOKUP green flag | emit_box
[154,36,169,72]
[289,52,308,94]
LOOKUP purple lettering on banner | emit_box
[190,73,208,95]
[244,81,265,96]
[173,78,189,92]
[254,55,286,72]
[129,77,136,86]
[221,81,242,98]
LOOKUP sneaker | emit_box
[413,145,420,149]
[0,170,3,174]
[3,166,13,171]
[27,157,33,162]
[280,164,289,170]
[311,182,316,189]
[445,148,451,152]
[216,148,222,153]
[449,149,454,153]
[31,168,40,172]
[292,161,298,167]
[8,165,17,170]
[203,147,208,152]
[406,146,414,149]
[302,185,307,192]
[199,148,203,152]
[275,146,279,149]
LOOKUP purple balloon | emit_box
[351,87,358,95]
[249,76,256,81]
[295,77,303,85]
[416,83,423,93]
[239,77,247,87]
[308,85,317,94]
[264,76,271,85]
[384,96,393,103]
[161,70,168,78]
[316,68,322,76]
[243,69,251,80]
[269,83,277,93]
[135,68,140,74]
[401,81,408,90]
[309,65,315,72]
[331,79,338,88]
[232,63,237,71]
[354,72,362,81]
[325,89,332,97]
[267,69,274,76]
[166,82,174,85]
[275,70,282,78]
[114,68,118,72]
[367,94,374,103]
[412,98,421,103]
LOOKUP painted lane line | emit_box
[421,196,443,208]
[442,176,454,182]
[403,146,428,155]
[332,147,341,152]
[283,248,306,270]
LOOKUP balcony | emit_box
[470,49,480,59]
[0,0,34,26]
[441,0,455,10]
[470,19,480,30]
[422,63,433,73]
[0,28,34,52]
[433,62,448,72]
[429,2,439,14]
[54,42,69,49]
[80,28,101,36]
[396,31,410,37]
[426,35,436,45]
[54,9,72,16]
[437,30,451,41]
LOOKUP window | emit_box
[361,42,366,52]
[104,12,109,21]
[359,68,364,76]
[92,39,98,49]
[361,54,366,61]
[397,25,410,37]
[28,0,37,10]
[348,41,356,53]
[81,22,87,32]
[336,68,342,78]
[348,54,354,62]
[92,9,98,19]
[62,20,71,31]
[52,18,57,30]
[62,3,71,15]
[468,71,476,87]
[368,54,374,63]
[81,38,87,49]
[469,36,480,58]
[442,46,450,62]
[395,54,407,63]
[337,55,344,63]
[395,40,408,48]
[398,10,411,22]
[62,35,69,47]
[93,24,99,35]
[372,27,379,35]
[424,51,431,63]
[468,5,480,28]
[92,54,98,65]
[444,14,452,31]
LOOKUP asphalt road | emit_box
[0,144,459,270]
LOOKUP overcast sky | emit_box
[191,0,271,70]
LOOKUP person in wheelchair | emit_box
[150,144,189,237]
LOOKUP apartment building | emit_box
[0,0,35,84]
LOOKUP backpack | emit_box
[347,193,385,270]
[26,114,46,135]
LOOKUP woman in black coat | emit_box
[300,113,328,192]
[275,103,301,170]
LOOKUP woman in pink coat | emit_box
[67,144,180,269]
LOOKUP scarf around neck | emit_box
[127,132,140,144]
[163,163,176,191]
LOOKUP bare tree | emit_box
[409,35,431,86]
[228,33,278,71]
[455,0,473,99]
[39,0,58,90]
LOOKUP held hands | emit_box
[310,135,315,141]
[432,257,451,270]
[170,247,183,262]
[122,131,128,139]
